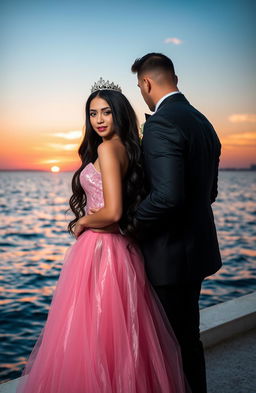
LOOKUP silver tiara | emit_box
[91,77,122,93]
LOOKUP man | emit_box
[131,53,222,393]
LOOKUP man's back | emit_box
[137,93,222,285]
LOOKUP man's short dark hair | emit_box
[131,53,175,77]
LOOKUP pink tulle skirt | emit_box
[17,230,189,393]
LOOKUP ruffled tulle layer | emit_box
[17,230,189,393]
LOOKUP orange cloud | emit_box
[47,143,79,151]
[228,114,256,123]
[50,130,83,140]
[32,143,79,152]
[221,131,256,147]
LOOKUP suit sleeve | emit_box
[136,118,186,222]
[211,142,221,204]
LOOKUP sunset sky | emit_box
[1,0,255,171]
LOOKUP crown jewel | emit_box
[91,77,122,93]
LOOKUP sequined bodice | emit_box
[80,163,104,214]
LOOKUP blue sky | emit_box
[1,0,255,169]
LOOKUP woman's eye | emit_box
[90,113,96,117]
[104,111,112,115]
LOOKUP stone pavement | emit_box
[205,328,256,393]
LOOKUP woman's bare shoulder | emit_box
[97,139,125,157]
[97,139,128,174]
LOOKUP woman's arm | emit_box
[74,141,123,238]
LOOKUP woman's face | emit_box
[89,96,115,140]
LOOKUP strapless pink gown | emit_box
[16,163,190,393]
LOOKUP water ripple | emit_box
[0,170,255,381]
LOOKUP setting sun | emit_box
[51,166,60,173]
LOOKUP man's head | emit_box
[131,53,178,111]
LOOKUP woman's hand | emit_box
[74,217,87,239]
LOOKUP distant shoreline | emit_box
[0,169,73,172]
[0,168,256,172]
[219,167,256,171]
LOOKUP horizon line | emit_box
[0,166,256,172]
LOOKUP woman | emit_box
[17,79,190,393]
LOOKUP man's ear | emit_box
[174,74,178,85]
[144,77,152,93]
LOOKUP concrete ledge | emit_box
[0,378,19,393]
[200,291,256,348]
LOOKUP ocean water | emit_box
[0,170,255,382]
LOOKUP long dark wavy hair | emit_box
[68,89,145,238]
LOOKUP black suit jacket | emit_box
[136,93,222,286]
